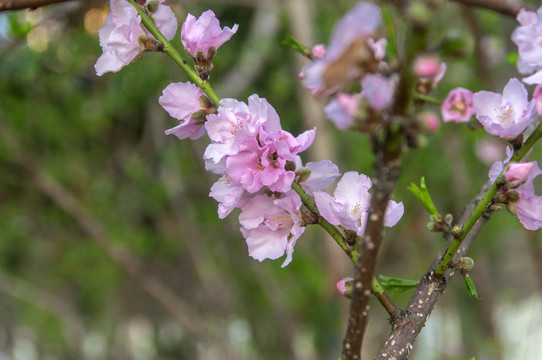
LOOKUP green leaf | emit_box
[282,34,311,57]
[378,275,419,293]
[407,177,440,220]
[464,275,481,300]
[7,13,33,39]
[506,52,519,66]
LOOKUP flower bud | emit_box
[419,112,440,133]
[145,0,159,13]
[427,219,441,232]
[452,225,462,238]
[414,56,440,78]
[337,277,354,298]
[504,162,533,188]
[284,161,297,172]
[414,56,446,94]
[295,167,311,182]
[311,44,326,59]
[457,257,474,271]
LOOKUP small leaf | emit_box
[464,275,481,300]
[506,52,519,66]
[378,275,419,293]
[282,34,311,57]
[407,177,440,220]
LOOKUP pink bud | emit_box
[505,162,534,187]
[368,38,387,60]
[420,112,440,133]
[336,93,359,116]
[414,56,440,78]
[311,44,326,59]
[336,278,353,297]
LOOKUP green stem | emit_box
[291,182,358,262]
[371,277,386,295]
[435,121,542,276]
[126,0,221,105]
[413,92,442,105]
[291,182,394,297]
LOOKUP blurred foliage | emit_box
[0,1,541,360]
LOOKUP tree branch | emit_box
[449,0,529,17]
[375,181,491,359]
[342,131,402,360]
[0,0,80,12]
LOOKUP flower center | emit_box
[497,103,514,127]
[219,175,233,185]
[229,118,245,137]
[266,213,292,229]
[451,100,466,114]
[256,158,265,171]
[351,202,363,219]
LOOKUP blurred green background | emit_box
[0,0,541,359]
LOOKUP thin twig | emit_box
[0,0,79,12]
[449,0,528,17]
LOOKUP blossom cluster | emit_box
[95,0,178,76]
[294,0,542,231]
[489,148,542,230]
[94,0,405,266]
[300,2,395,131]
[436,7,542,231]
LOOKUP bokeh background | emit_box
[1,0,541,359]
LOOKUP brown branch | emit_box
[375,181,492,360]
[449,0,529,17]
[342,134,402,360]
[0,0,80,12]
[374,290,401,324]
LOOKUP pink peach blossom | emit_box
[239,190,304,267]
[441,87,475,123]
[181,10,238,60]
[473,78,535,138]
[160,82,209,140]
[314,171,404,236]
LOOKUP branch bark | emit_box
[0,0,79,12]
[342,141,402,360]
[375,181,491,359]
